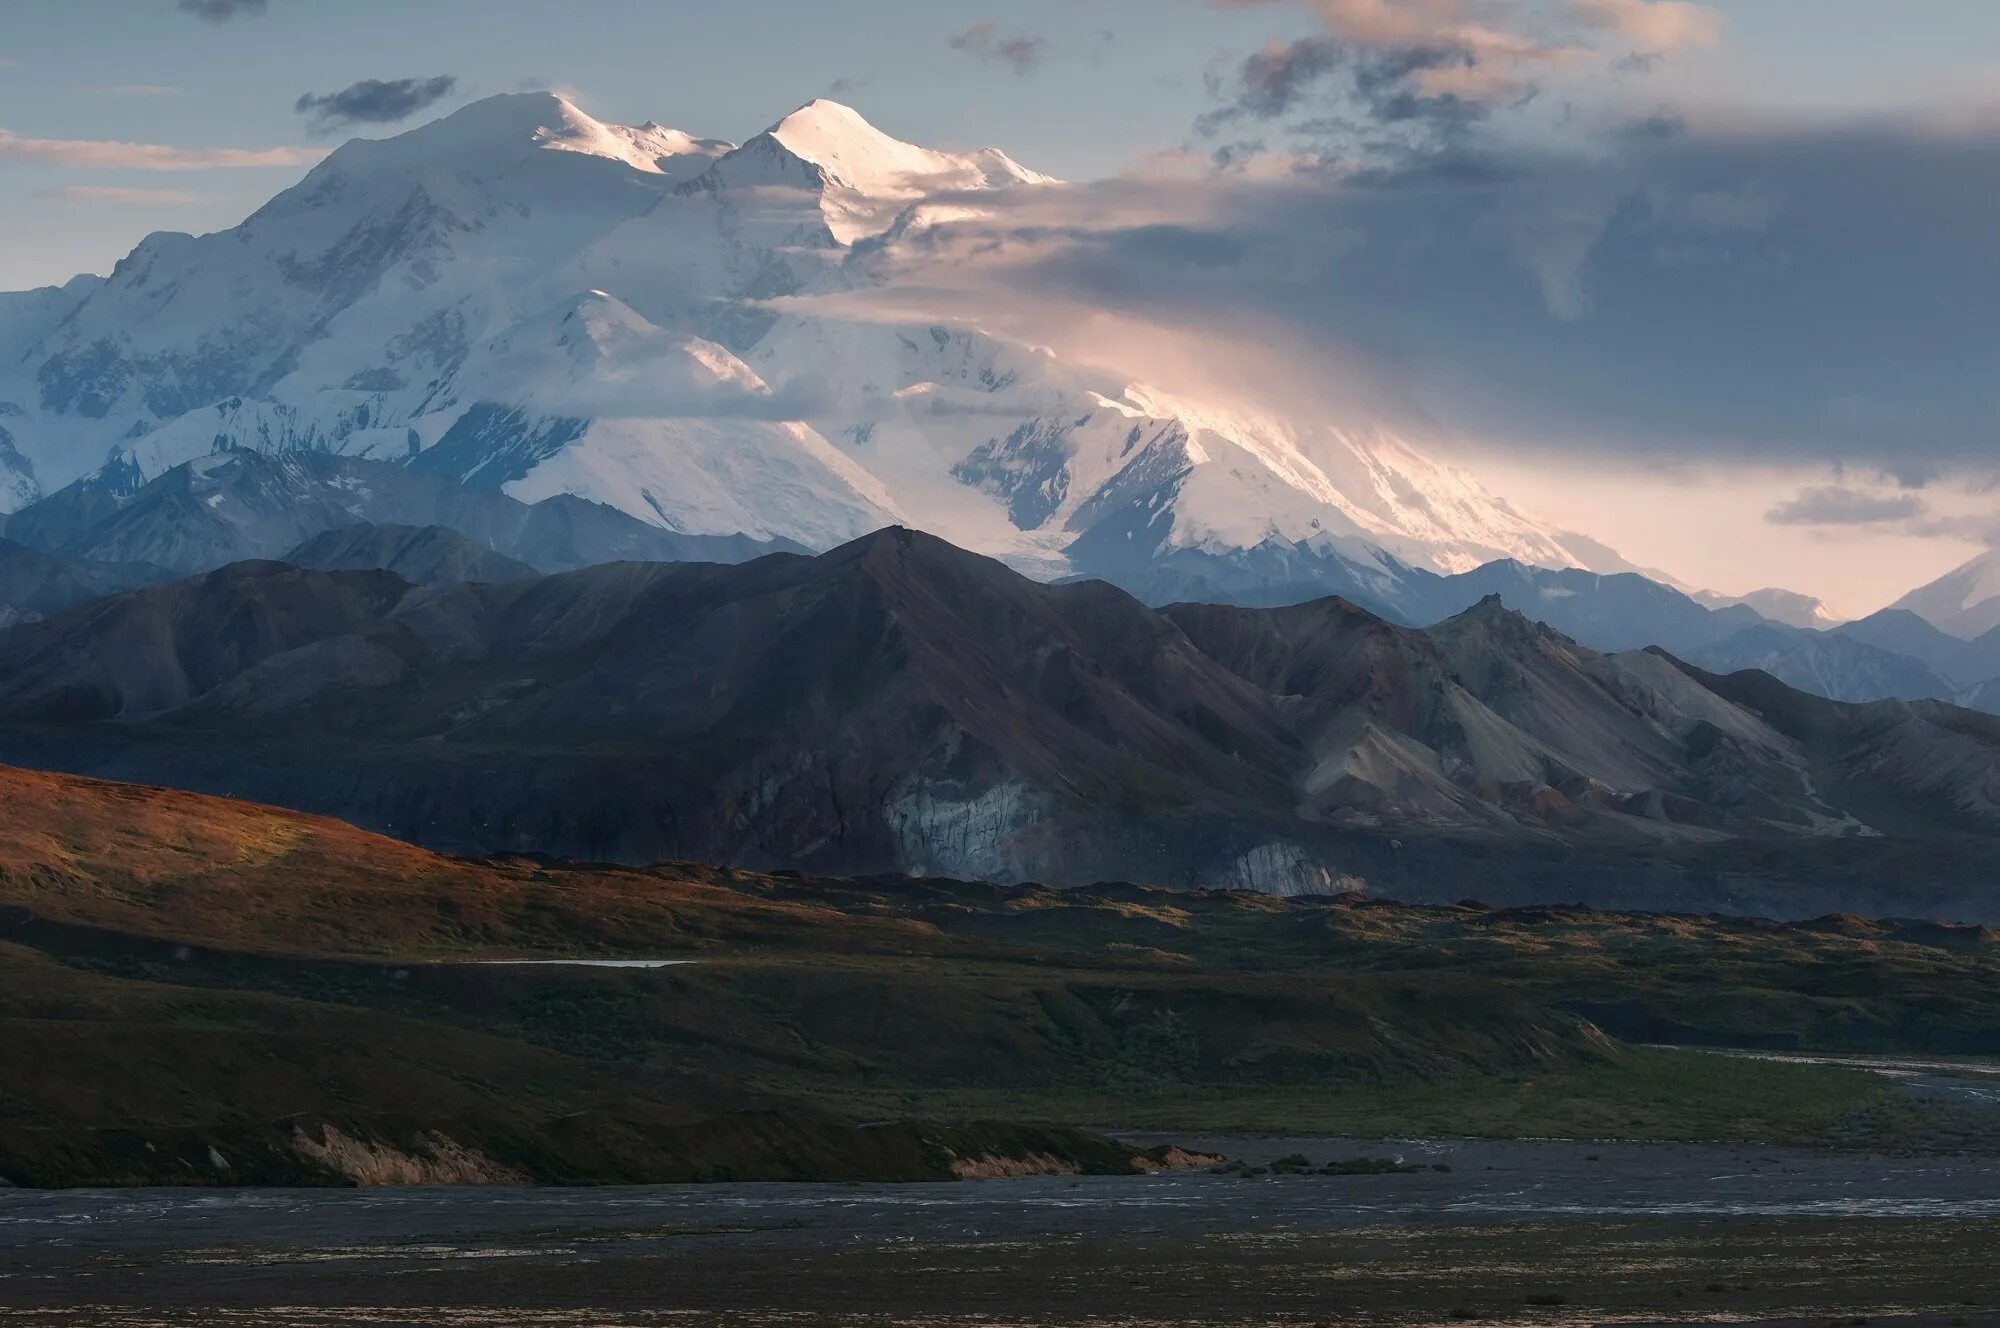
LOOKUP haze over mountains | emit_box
[4,443,2000,715]
[0,450,795,579]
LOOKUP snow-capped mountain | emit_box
[0,91,1621,596]
[1695,587,1844,631]
[1891,549,2000,640]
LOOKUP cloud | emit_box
[788,106,2000,488]
[1563,0,1723,49]
[1909,512,2000,546]
[0,129,323,170]
[177,0,267,21]
[827,77,868,97]
[948,20,1050,76]
[36,185,205,205]
[1218,38,1343,120]
[1201,0,1723,166]
[548,372,841,423]
[1766,485,1928,526]
[295,76,457,133]
[1218,0,1720,53]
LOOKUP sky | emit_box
[2,0,1998,610]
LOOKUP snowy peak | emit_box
[741,99,1055,240]
[1891,548,2000,639]
[343,91,730,178]
[765,100,1033,192]
[1697,586,1845,631]
[615,120,736,173]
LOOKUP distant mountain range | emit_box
[2,525,1998,919]
[0,537,169,629]
[283,523,538,585]
[2,447,1996,721]
[0,449,796,577]
[1099,537,2000,713]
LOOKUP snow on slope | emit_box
[446,290,903,546]
[762,99,1055,243]
[1696,587,1845,630]
[0,93,693,489]
[0,91,1620,597]
[768,99,1052,194]
[1892,549,2000,639]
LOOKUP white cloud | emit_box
[1563,0,1724,49]
[37,185,206,205]
[0,129,323,170]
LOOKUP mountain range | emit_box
[2,90,2000,922]
[2,525,1998,920]
[0,448,795,576]
[0,90,1632,604]
[0,537,169,629]
[5,88,1996,691]
[4,444,1998,717]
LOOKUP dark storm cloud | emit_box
[1197,37,1529,174]
[948,21,1050,77]
[845,116,2000,486]
[1766,486,1928,526]
[1214,37,1343,121]
[1198,1,1721,170]
[295,76,458,133]
[177,0,266,21]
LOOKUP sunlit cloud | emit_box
[0,129,323,170]
[768,108,2000,497]
[36,184,207,205]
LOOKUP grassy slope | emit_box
[3,765,1996,1179]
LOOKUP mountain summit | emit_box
[765,98,1052,195]
[396,91,737,175]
